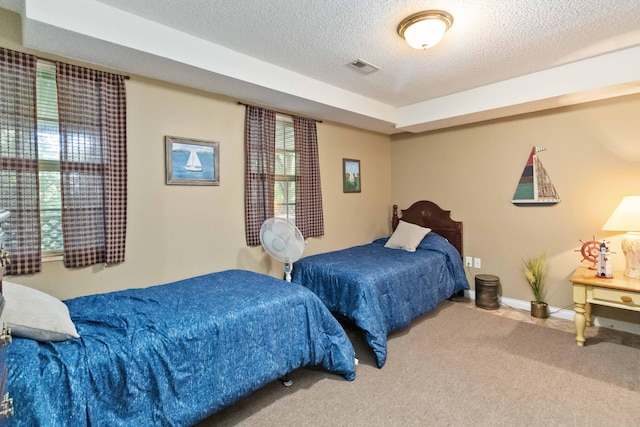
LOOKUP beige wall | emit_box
[9,76,392,301]
[3,7,640,329]
[1,9,391,300]
[391,95,640,323]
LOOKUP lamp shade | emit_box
[602,195,640,231]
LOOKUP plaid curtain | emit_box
[293,116,324,238]
[0,48,41,275]
[56,63,127,267]
[244,105,276,246]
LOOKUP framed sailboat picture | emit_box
[165,136,220,186]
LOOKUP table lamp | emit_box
[602,195,640,279]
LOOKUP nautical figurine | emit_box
[597,241,613,278]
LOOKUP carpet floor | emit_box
[197,300,640,427]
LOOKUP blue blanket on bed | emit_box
[292,232,469,368]
[7,270,355,426]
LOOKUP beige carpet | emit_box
[196,301,640,427]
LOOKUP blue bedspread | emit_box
[7,270,355,426]
[292,232,469,368]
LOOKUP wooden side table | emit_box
[570,266,640,346]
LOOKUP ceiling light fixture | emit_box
[397,10,453,50]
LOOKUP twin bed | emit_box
[6,270,356,426]
[5,200,468,425]
[292,200,469,367]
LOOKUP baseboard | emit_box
[465,290,640,335]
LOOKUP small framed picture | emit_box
[343,158,361,193]
[165,136,219,186]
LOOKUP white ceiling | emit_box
[2,0,640,134]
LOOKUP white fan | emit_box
[260,218,305,282]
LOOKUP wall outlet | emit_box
[465,256,473,267]
[473,257,481,269]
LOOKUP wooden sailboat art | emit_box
[512,146,560,206]
[184,149,202,172]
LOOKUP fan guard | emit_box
[260,218,305,282]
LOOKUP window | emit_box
[1,48,127,273]
[274,115,295,223]
[244,105,323,246]
[36,61,63,257]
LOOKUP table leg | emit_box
[574,302,586,346]
[585,301,592,326]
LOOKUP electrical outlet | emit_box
[465,256,473,267]
[473,257,481,269]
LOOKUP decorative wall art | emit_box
[511,146,559,206]
[165,136,219,186]
[343,158,361,193]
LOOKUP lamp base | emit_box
[622,232,640,279]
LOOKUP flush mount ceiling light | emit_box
[397,10,453,50]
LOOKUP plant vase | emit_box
[530,301,549,318]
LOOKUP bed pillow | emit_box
[0,281,80,342]
[384,220,431,252]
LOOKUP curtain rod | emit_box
[36,55,130,80]
[237,101,322,123]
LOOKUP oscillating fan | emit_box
[260,218,305,282]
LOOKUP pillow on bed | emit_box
[384,220,431,252]
[0,281,80,342]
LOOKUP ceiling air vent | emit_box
[349,59,380,74]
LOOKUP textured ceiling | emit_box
[2,0,640,134]
[92,0,640,106]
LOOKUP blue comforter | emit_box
[292,232,469,368]
[7,269,356,426]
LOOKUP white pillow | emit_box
[384,221,431,252]
[0,281,80,342]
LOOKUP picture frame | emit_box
[165,136,219,186]
[343,158,361,193]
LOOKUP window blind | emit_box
[275,115,295,222]
[36,61,63,254]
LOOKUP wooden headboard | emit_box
[392,200,463,256]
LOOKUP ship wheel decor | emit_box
[575,237,604,270]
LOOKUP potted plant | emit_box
[523,252,549,318]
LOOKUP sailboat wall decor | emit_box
[512,146,560,206]
[184,149,203,172]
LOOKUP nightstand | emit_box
[570,266,640,346]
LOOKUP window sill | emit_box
[42,255,63,263]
